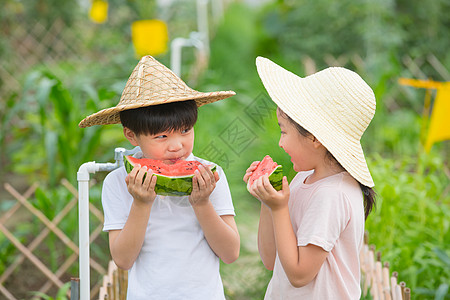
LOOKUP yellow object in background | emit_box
[131,20,168,58]
[399,78,450,152]
[424,83,450,152]
[89,0,108,24]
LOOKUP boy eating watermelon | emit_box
[79,56,239,299]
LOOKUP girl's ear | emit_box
[123,127,139,146]
[312,136,323,149]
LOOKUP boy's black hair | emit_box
[277,107,376,220]
[119,100,198,136]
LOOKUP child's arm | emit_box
[189,165,240,264]
[244,162,276,269]
[108,165,157,270]
[249,174,329,287]
[257,203,276,270]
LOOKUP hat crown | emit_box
[307,67,376,142]
[118,56,198,107]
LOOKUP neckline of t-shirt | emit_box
[301,170,348,187]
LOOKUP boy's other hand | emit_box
[189,165,219,206]
[125,164,157,205]
[243,161,260,183]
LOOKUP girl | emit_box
[244,57,376,299]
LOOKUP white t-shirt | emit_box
[264,171,365,300]
[102,153,235,300]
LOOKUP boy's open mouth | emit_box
[167,157,184,164]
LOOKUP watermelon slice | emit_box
[124,156,216,196]
[247,155,283,191]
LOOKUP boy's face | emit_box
[124,127,195,164]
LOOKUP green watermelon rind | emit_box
[269,165,283,191]
[124,157,217,196]
[247,164,283,191]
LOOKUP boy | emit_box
[79,56,240,299]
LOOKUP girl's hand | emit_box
[125,164,157,206]
[249,175,290,211]
[189,165,219,206]
[243,161,261,183]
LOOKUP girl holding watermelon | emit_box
[244,57,377,299]
[79,56,240,300]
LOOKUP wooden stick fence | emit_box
[0,181,412,299]
[360,232,411,300]
[97,261,128,300]
[0,180,107,299]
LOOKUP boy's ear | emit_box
[123,127,139,146]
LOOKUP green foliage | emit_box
[9,69,123,186]
[366,153,450,299]
[31,282,71,300]
[0,1,449,299]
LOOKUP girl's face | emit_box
[124,127,195,164]
[277,110,317,172]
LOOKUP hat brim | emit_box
[78,90,235,128]
[256,56,374,187]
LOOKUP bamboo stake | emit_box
[98,286,107,300]
[400,282,406,299]
[394,285,402,300]
[108,261,118,300]
[375,252,384,300]
[107,283,113,300]
[368,249,378,300]
[360,234,370,297]
[102,275,109,294]
[390,272,398,300]
[118,268,128,300]
[404,287,411,300]
[382,262,391,300]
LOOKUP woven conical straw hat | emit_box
[256,56,376,187]
[79,56,235,128]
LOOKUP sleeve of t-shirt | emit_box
[209,165,235,216]
[101,167,132,232]
[296,187,351,252]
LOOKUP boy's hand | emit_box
[189,165,219,206]
[125,164,157,206]
[243,161,260,183]
[248,174,290,211]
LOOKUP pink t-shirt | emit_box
[264,171,365,300]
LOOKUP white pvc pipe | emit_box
[76,147,139,299]
[77,162,95,300]
[170,37,187,77]
[196,0,210,56]
[77,161,117,300]
[211,0,223,22]
[170,37,205,77]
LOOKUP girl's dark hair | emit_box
[119,100,198,136]
[278,108,376,219]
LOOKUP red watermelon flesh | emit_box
[125,156,213,176]
[247,155,283,191]
[124,156,217,196]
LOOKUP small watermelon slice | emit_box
[247,155,283,191]
[124,156,216,196]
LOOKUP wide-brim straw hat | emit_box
[256,56,376,187]
[79,55,235,128]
